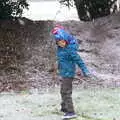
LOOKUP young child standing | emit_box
[51,25,92,119]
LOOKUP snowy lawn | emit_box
[0,87,120,120]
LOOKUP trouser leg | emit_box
[60,77,74,113]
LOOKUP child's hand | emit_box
[76,70,81,76]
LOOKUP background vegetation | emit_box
[60,0,119,21]
[0,0,29,19]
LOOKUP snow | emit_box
[23,1,79,21]
[0,88,120,120]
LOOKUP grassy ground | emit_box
[0,86,120,120]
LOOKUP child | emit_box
[51,25,91,119]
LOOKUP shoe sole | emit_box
[62,115,77,119]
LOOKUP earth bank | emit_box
[0,13,120,92]
[0,13,120,120]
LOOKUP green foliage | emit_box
[0,0,29,19]
[59,0,119,21]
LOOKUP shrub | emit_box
[0,0,29,19]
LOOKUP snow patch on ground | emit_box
[0,87,120,120]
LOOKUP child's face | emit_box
[57,40,66,48]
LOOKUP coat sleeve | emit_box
[70,51,90,76]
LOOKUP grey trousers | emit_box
[60,77,75,113]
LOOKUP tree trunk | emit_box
[74,0,118,21]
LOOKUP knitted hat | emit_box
[51,24,64,34]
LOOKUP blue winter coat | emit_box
[53,29,90,78]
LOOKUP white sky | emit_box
[23,1,79,21]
